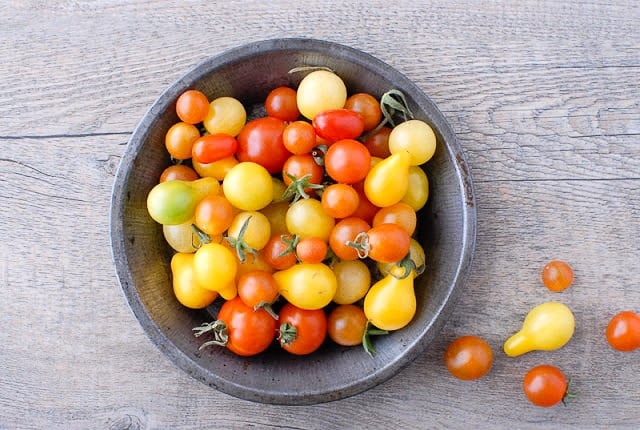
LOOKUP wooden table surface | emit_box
[2,1,639,428]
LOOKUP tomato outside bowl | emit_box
[109,38,476,405]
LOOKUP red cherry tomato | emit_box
[606,310,640,351]
[295,237,328,264]
[282,121,318,155]
[324,139,371,184]
[278,303,327,355]
[523,365,569,407]
[344,93,382,132]
[329,217,371,261]
[444,335,493,380]
[312,109,365,142]
[260,234,298,270]
[541,260,574,292]
[237,117,291,174]
[265,86,300,121]
[191,133,238,164]
[176,89,210,124]
[282,154,324,193]
[358,223,411,263]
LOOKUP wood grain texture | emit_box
[1,0,639,428]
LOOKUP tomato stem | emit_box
[224,216,257,264]
[277,234,299,258]
[288,65,334,75]
[392,254,418,280]
[278,322,298,346]
[192,320,229,350]
[363,89,415,141]
[280,173,324,203]
[562,378,577,406]
[346,231,370,259]
[190,224,211,247]
[255,301,279,320]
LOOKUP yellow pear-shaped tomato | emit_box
[363,151,410,208]
[364,272,416,331]
[170,253,218,309]
[273,263,337,310]
[503,302,575,357]
[193,243,238,300]
[147,180,199,225]
[188,176,221,201]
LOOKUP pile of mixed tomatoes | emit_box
[146,68,436,358]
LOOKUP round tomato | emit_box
[159,164,199,182]
[282,154,324,194]
[176,89,210,124]
[237,117,291,174]
[296,70,347,120]
[282,120,317,155]
[321,183,360,219]
[265,86,300,121]
[401,165,429,211]
[327,304,368,346]
[286,198,335,241]
[541,260,574,292]
[191,133,238,164]
[273,263,337,310]
[237,270,280,318]
[344,93,382,132]
[171,252,218,309]
[313,109,365,142]
[523,365,569,407]
[227,211,271,253]
[331,259,371,304]
[260,234,298,270]
[388,119,436,166]
[329,217,371,261]
[363,125,392,158]
[202,96,247,137]
[194,194,234,236]
[353,223,411,263]
[372,201,417,236]
[165,122,200,160]
[195,296,277,356]
[324,139,371,184]
[295,236,327,264]
[444,336,493,380]
[193,242,237,299]
[278,303,327,355]
[606,310,640,352]
[222,161,273,211]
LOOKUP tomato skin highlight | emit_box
[606,310,640,352]
[313,109,365,142]
[522,365,568,407]
[444,336,493,380]
[192,133,238,164]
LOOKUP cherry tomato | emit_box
[222,161,273,211]
[265,86,300,121]
[237,116,291,174]
[444,336,493,380]
[147,180,199,225]
[282,154,324,193]
[401,165,429,211]
[274,263,337,310]
[356,223,411,263]
[327,304,368,346]
[541,260,574,292]
[606,310,640,352]
[159,164,199,182]
[192,156,238,181]
[296,70,347,120]
[165,122,200,160]
[226,211,271,252]
[191,133,238,164]
[260,234,297,270]
[329,217,371,261]
[321,183,360,219]
[313,109,365,142]
[344,93,382,132]
[171,252,218,309]
[522,365,568,407]
[363,126,392,158]
[163,219,202,253]
[197,296,277,356]
[278,303,327,355]
[324,139,371,184]
[286,198,335,241]
[203,96,246,136]
[260,201,290,237]
[350,182,380,225]
[193,242,237,299]
[372,201,417,236]
[295,236,327,264]
[388,119,436,165]
[282,120,318,155]
[194,194,234,236]
[237,270,280,312]
[331,259,371,304]
[176,89,210,124]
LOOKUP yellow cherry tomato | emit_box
[285,198,335,241]
[163,219,201,253]
[273,263,337,310]
[193,243,238,299]
[203,96,247,136]
[332,259,371,305]
[364,151,410,208]
[364,272,416,331]
[296,70,347,120]
[227,211,272,252]
[503,302,575,357]
[171,253,218,309]
[260,201,290,237]
[377,238,426,278]
[388,119,436,165]
[222,162,273,211]
[401,166,429,211]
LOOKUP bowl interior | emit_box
[110,38,476,405]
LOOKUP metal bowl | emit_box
[110,38,476,405]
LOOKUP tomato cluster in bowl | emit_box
[146,68,437,358]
